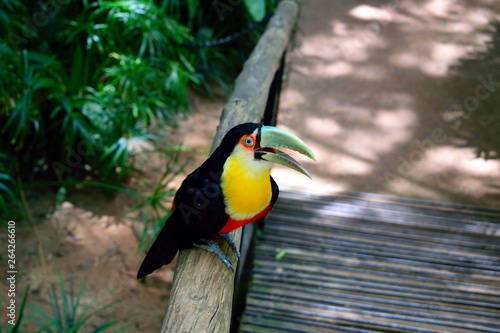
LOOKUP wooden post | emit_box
[160,1,299,332]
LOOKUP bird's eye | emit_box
[243,136,254,147]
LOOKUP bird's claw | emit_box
[193,239,234,270]
[220,233,241,258]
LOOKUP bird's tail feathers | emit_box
[137,219,179,279]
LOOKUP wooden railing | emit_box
[160,1,299,332]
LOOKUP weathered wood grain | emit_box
[160,1,299,332]
[241,191,500,333]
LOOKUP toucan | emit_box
[137,123,315,279]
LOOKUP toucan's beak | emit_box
[255,126,316,179]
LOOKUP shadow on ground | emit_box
[276,0,500,209]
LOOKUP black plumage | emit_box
[137,123,272,279]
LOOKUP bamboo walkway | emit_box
[240,191,500,333]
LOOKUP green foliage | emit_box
[29,274,129,333]
[128,147,195,252]
[26,147,195,254]
[1,276,130,332]
[0,153,24,219]
[275,249,287,260]
[0,0,278,220]
[244,0,266,21]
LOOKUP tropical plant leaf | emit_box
[0,0,279,223]
[244,0,266,22]
[28,273,129,332]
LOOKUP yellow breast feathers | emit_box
[221,149,272,220]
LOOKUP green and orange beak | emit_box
[255,126,316,179]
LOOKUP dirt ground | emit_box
[1,96,223,331]
[3,0,500,331]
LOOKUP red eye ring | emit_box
[241,134,256,149]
